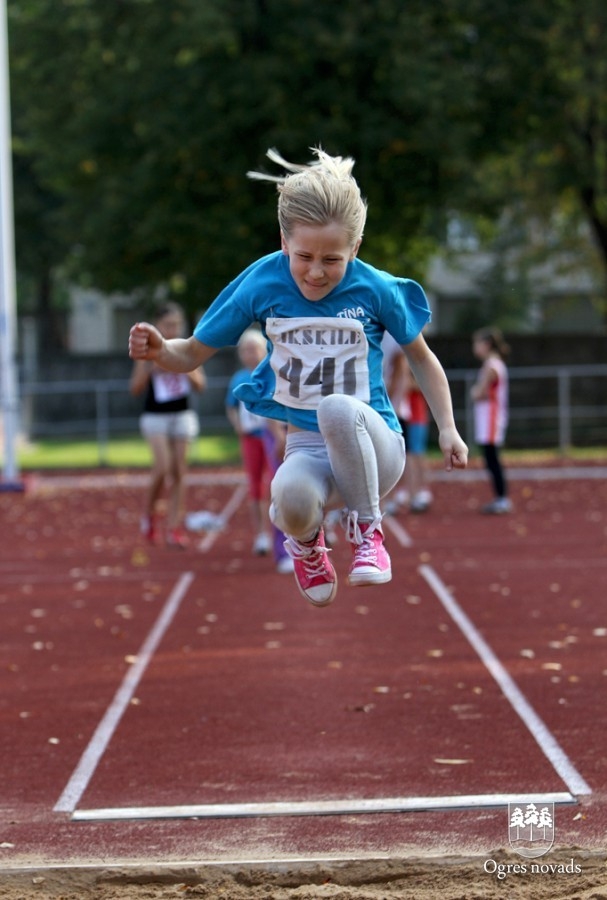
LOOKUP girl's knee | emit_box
[270,476,322,537]
[151,461,170,482]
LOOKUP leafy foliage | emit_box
[7,0,607,328]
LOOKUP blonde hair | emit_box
[237,327,267,351]
[248,147,367,247]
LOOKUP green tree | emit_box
[449,0,607,325]
[8,0,607,332]
[7,0,507,314]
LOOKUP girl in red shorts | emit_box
[226,329,293,573]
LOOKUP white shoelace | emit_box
[284,535,332,577]
[341,510,383,543]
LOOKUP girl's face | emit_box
[472,337,490,361]
[156,311,185,339]
[238,338,265,370]
[281,222,361,301]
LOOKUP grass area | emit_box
[503,446,607,464]
[424,445,607,466]
[16,433,241,470]
[12,434,607,471]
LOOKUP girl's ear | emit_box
[350,239,362,261]
[280,231,290,255]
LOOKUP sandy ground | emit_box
[2,852,607,899]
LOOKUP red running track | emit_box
[1,463,606,868]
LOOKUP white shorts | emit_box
[139,410,199,441]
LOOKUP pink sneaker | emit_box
[343,512,392,586]
[284,529,337,607]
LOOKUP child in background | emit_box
[382,332,433,514]
[405,370,433,512]
[129,303,206,547]
[226,329,293,573]
[129,148,467,606]
[471,326,512,514]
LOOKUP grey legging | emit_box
[270,394,406,543]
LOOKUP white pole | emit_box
[0,0,22,488]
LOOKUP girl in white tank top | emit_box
[471,327,512,514]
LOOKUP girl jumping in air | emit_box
[129,148,468,605]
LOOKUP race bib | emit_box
[152,371,190,403]
[266,317,370,410]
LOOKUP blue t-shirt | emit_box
[195,251,431,432]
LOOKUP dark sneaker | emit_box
[481,498,512,515]
[284,529,337,607]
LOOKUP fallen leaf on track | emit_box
[434,758,473,765]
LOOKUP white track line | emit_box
[71,792,574,822]
[382,514,413,547]
[419,564,592,797]
[31,465,607,493]
[197,482,249,552]
[31,471,247,491]
[0,857,393,873]
[54,571,195,814]
[430,465,607,483]
[56,475,591,822]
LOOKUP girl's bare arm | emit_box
[129,359,153,396]
[188,367,207,392]
[471,361,497,400]
[129,322,217,372]
[403,333,468,471]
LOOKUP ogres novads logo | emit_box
[508,802,555,858]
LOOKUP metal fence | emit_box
[19,375,232,465]
[16,363,607,462]
[450,363,607,451]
